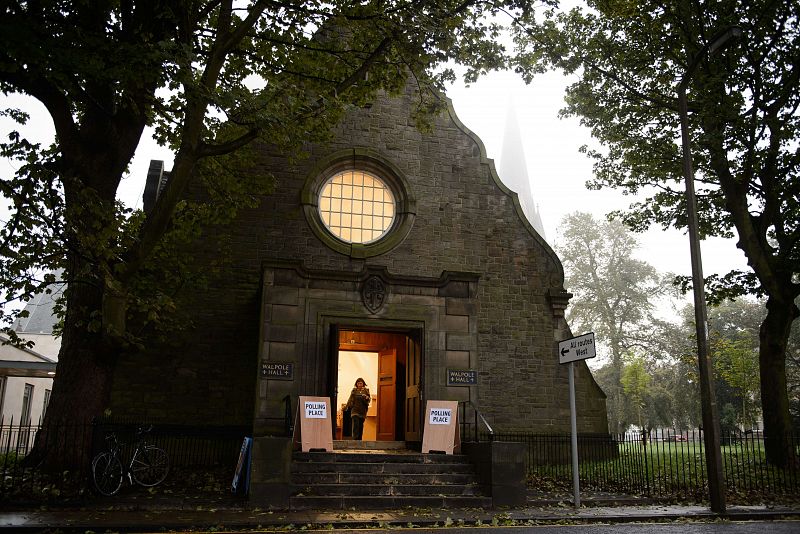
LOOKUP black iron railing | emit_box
[284,395,293,436]
[457,400,494,443]
[493,429,800,501]
[1,417,249,499]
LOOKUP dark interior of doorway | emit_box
[335,330,407,441]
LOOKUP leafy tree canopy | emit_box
[514,0,798,302]
[0,0,550,461]
[557,211,665,356]
[0,0,543,333]
[557,211,667,433]
[513,0,799,466]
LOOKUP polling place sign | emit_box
[429,407,452,425]
[304,400,327,419]
[421,400,460,454]
[293,396,333,452]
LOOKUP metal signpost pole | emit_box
[559,332,594,509]
[568,361,580,507]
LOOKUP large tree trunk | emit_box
[610,344,625,436]
[759,295,799,468]
[26,152,133,469]
[26,254,118,470]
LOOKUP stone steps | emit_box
[293,451,470,464]
[288,495,493,510]
[289,449,491,510]
[291,461,475,475]
[333,440,407,450]
[295,482,486,497]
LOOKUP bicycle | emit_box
[91,425,170,496]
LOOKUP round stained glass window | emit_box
[318,170,396,244]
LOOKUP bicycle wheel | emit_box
[130,445,170,487]
[92,451,124,496]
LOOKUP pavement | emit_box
[1,491,799,532]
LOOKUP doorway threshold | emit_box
[333,440,408,451]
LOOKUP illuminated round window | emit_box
[318,170,396,244]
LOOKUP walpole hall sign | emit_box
[447,369,478,386]
[261,361,294,380]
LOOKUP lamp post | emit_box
[677,26,742,515]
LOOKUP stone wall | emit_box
[110,83,608,434]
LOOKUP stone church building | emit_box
[111,83,608,478]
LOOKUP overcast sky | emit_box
[446,69,750,284]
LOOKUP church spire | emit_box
[498,100,547,240]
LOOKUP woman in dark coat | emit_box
[345,378,371,440]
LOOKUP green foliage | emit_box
[706,298,764,430]
[621,355,651,405]
[557,212,663,346]
[514,1,800,276]
[557,211,667,433]
[712,335,760,428]
[528,437,799,503]
[621,354,651,429]
[0,0,543,356]
[513,0,800,466]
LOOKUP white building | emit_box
[0,277,62,427]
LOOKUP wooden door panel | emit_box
[377,348,396,441]
[404,333,422,441]
[329,324,340,441]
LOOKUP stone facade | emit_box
[110,84,608,436]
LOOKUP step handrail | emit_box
[283,395,293,437]
[458,400,494,442]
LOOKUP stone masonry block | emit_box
[267,341,295,361]
[399,294,440,306]
[445,350,470,368]
[265,287,299,306]
[445,386,470,401]
[265,324,297,342]
[441,314,469,332]
[446,333,476,352]
[446,298,477,316]
[270,304,301,324]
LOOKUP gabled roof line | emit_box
[0,334,57,363]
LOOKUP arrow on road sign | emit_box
[558,332,597,364]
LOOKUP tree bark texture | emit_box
[28,254,117,469]
[759,296,799,468]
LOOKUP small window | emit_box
[21,383,34,425]
[319,171,396,244]
[0,377,6,416]
[43,389,52,419]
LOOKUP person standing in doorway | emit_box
[345,378,371,440]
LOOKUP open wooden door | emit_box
[376,348,396,441]
[328,324,340,440]
[404,332,422,441]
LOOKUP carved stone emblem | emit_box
[361,275,387,314]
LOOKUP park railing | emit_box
[0,417,249,499]
[490,429,800,502]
